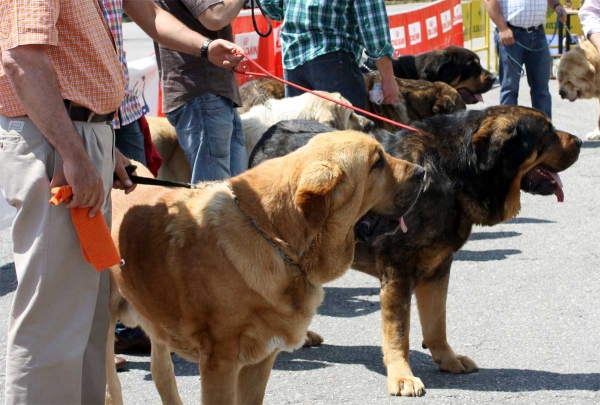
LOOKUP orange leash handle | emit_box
[49,186,121,271]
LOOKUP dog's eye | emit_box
[371,156,385,171]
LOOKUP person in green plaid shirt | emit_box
[261,0,399,109]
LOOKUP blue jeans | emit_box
[284,51,367,109]
[166,94,247,183]
[114,119,147,166]
[495,27,552,118]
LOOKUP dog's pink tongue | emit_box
[550,172,564,202]
[475,93,484,103]
[400,216,408,233]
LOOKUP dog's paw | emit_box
[387,375,426,397]
[586,130,600,140]
[437,354,478,374]
[303,330,324,347]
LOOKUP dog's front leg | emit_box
[587,100,600,140]
[199,349,239,405]
[150,339,183,405]
[237,350,279,405]
[415,267,478,374]
[380,271,425,396]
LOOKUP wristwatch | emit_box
[200,39,213,59]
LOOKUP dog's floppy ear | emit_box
[472,118,517,171]
[295,161,343,229]
[423,51,456,82]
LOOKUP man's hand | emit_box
[555,5,567,24]
[113,148,137,194]
[498,27,515,46]
[381,75,399,105]
[63,153,105,218]
[374,56,399,104]
[208,39,244,69]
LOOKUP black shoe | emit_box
[114,327,151,354]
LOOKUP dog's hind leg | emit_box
[415,264,478,374]
[237,350,279,405]
[380,271,425,397]
[150,339,183,405]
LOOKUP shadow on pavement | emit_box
[454,249,521,261]
[1,262,16,297]
[317,286,380,318]
[582,142,600,149]
[506,217,555,224]
[469,231,521,241]
[125,345,599,393]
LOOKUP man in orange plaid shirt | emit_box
[0,1,243,403]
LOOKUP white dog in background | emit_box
[147,91,373,183]
[241,91,373,153]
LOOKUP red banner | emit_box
[232,0,463,86]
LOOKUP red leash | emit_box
[234,53,419,132]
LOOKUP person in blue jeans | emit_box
[165,95,246,182]
[261,0,398,110]
[154,0,247,183]
[484,0,567,119]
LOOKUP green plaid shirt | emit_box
[261,0,394,70]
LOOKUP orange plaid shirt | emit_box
[0,0,126,117]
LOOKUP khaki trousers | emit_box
[0,116,115,405]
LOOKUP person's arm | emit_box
[483,0,514,46]
[196,0,246,31]
[548,0,567,24]
[2,45,107,217]
[580,0,600,51]
[123,0,243,68]
[258,0,284,21]
[354,0,398,104]
[374,57,398,105]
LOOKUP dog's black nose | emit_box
[413,166,425,181]
[575,136,583,148]
[559,88,566,99]
[364,120,374,132]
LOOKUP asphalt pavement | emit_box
[1,16,599,405]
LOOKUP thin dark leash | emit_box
[117,165,300,268]
[234,52,420,132]
[250,0,272,37]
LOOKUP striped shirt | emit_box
[0,0,126,118]
[101,0,143,128]
[498,0,549,29]
[261,0,394,70]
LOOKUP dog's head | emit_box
[558,44,597,101]
[309,91,374,133]
[291,131,424,243]
[422,46,496,104]
[468,105,581,224]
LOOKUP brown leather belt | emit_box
[64,100,115,123]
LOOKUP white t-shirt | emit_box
[499,0,549,28]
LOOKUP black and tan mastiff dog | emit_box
[248,105,582,397]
